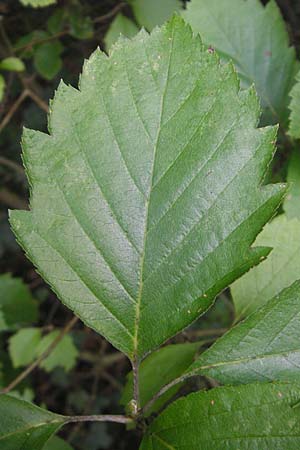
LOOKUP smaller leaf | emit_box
[69,8,93,40]
[0,74,5,101]
[121,343,200,414]
[15,30,49,59]
[231,215,300,319]
[289,71,300,139]
[0,394,66,450]
[47,9,65,35]
[191,281,300,385]
[0,274,38,331]
[284,150,300,219]
[140,382,300,450]
[104,14,139,52]
[128,0,182,30]
[36,331,78,372]
[9,328,78,372]
[34,41,63,80]
[0,57,25,72]
[9,328,41,368]
[20,0,56,7]
[44,435,74,450]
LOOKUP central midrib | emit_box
[132,28,175,362]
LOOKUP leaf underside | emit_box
[140,382,300,449]
[192,281,300,385]
[183,0,299,125]
[231,215,300,319]
[10,16,285,361]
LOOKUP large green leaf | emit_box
[289,71,300,139]
[0,274,38,331]
[0,394,66,449]
[140,382,300,449]
[231,215,300,319]
[128,0,182,31]
[183,0,299,126]
[10,17,284,361]
[284,150,300,219]
[121,342,199,414]
[44,435,74,450]
[191,281,300,384]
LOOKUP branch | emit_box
[66,414,133,425]
[142,370,199,415]
[132,356,140,413]
[0,156,25,176]
[0,316,79,394]
[26,88,49,113]
[0,90,28,133]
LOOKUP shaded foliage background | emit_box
[0,1,299,449]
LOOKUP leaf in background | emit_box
[10,17,285,360]
[0,274,38,331]
[0,57,25,72]
[289,71,300,139]
[104,14,139,52]
[191,281,300,384]
[69,7,93,40]
[231,215,300,319]
[44,435,74,450]
[36,331,78,372]
[20,0,56,6]
[0,394,66,449]
[34,41,63,80]
[15,30,50,59]
[121,342,200,414]
[284,150,300,219]
[0,74,5,102]
[47,9,65,35]
[9,328,42,367]
[129,0,182,31]
[183,0,299,126]
[9,328,78,372]
[140,382,300,449]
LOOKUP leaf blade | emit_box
[140,383,300,450]
[183,0,299,125]
[191,281,300,385]
[231,215,300,319]
[0,395,65,450]
[10,17,285,360]
[289,71,300,139]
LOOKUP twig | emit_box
[0,89,28,133]
[0,316,79,394]
[0,187,28,210]
[14,3,126,54]
[142,370,199,415]
[187,327,228,338]
[93,3,126,24]
[132,356,140,412]
[27,88,49,113]
[0,156,25,176]
[66,414,133,425]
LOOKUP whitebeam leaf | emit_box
[289,71,300,139]
[183,0,299,125]
[191,281,300,385]
[10,17,285,361]
[231,215,300,319]
[140,383,300,450]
